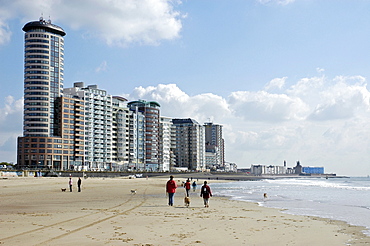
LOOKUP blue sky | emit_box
[1,0,370,176]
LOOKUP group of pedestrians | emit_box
[166,175,212,207]
[68,177,82,192]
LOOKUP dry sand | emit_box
[0,176,369,246]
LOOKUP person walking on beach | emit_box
[192,181,197,192]
[200,181,212,208]
[166,175,177,206]
[69,177,73,192]
[184,179,191,197]
[77,177,82,192]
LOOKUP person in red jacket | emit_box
[166,175,177,206]
[200,181,212,208]
[184,178,191,197]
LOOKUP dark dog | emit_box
[61,188,66,192]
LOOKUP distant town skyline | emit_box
[1,0,370,176]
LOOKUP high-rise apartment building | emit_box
[127,100,160,171]
[159,116,174,172]
[63,82,113,171]
[23,17,65,137]
[112,96,130,170]
[172,118,205,171]
[204,122,224,170]
[17,17,68,169]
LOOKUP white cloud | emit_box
[124,84,231,123]
[316,67,325,73]
[95,61,108,73]
[0,0,183,47]
[0,96,23,163]
[264,77,287,91]
[257,0,295,6]
[0,20,11,46]
[228,90,308,122]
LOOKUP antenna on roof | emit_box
[48,15,51,24]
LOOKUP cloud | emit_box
[0,96,23,162]
[264,77,287,91]
[0,0,183,47]
[95,61,108,73]
[228,90,308,122]
[257,0,295,6]
[124,84,231,123]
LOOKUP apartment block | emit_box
[204,122,225,170]
[172,118,205,171]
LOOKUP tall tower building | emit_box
[17,18,67,170]
[22,17,66,137]
[127,100,160,171]
[172,118,205,171]
[204,122,224,170]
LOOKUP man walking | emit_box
[77,177,82,192]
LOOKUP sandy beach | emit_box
[0,176,369,246]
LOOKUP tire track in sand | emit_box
[0,188,147,245]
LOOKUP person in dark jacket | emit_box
[200,181,212,208]
[166,175,177,206]
[184,179,191,197]
[77,177,82,192]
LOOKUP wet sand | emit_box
[0,176,369,245]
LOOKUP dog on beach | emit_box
[184,196,190,207]
[263,193,267,199]
[131,189,137,195]
[61,188,66,192]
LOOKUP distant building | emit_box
[302,166,324,174]
[251,164,287,175]
[128,100,160,171]
[172,118,205,171]
[204,122,224,170]
[224,162,237,172]
[159,117,173,172]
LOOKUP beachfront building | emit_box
[127,100,160,171]
[17,17,67,169]
[111,96,130,171]
[224,162,238,172]
[159,117,174,172]
[251,164,287,175]
[204,122,224,170]
[172,118,205,171]
[64,82,113,171]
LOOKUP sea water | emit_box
[211,177,370,235]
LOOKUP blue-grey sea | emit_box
[211,177,370,235]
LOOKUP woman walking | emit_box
[200,181,212,207]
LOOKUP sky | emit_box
[1,0,370,176]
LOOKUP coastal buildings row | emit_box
[249,161,324,176]
[16,18,227,172]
